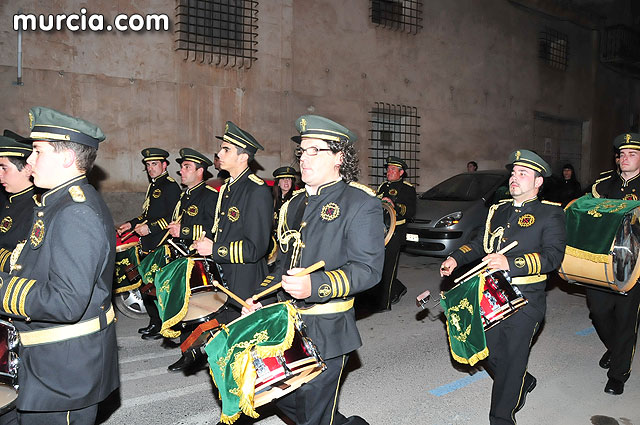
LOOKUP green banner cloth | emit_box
[565,195,640,262]
[113,245,141,294]
[138,245,171,286]
[153,257,193,339]
[440,274,488,366]
[205,302,297,424]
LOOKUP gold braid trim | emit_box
[566,245,611,263]
[277,193,305,269]
[212,182,228,242]
[9,241,26,273]
[159,258,195,339]
[483,202,506,254]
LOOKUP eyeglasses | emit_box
[294,146,333,158]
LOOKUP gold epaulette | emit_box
[403,180,414,187]
[205,185,218,192]
[291,188,305,197]
[599,169,614,176]
[349,181,376,197]
[167,176,176,182]
[541,200,561,206]
[594,174,613,184]
[68,186,86,202]
[494,198,513,206]
[249,174,265,185]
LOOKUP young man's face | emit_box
[619,149,640,175]
[298,138,342,189]
[145,160,166,179]
[179,160,203,188]
[0,157,32,193]
[217,141,247,175]
[27,141,66,189]
[509,165,542,202]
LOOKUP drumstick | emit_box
[168,238,188,257]
[252,260,326,301]
[209,277,251,309]
[453,241,519,284]
[157,214,183,248]
[120,220,147,242]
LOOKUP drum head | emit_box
[612,209,640,291]
[183,291,228,322]
[0,385,17,415]
[115,241,138,253]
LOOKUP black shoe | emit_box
[514,373,536,413]
[390,287,407,305]
[599,350,611,369]
[168,355,188,372]
[141,326,163,340]
[604,378,624,395]
[138,324,154,334]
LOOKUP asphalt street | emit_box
[98,253,640,425]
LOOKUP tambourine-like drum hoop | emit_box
[382,201,397,246]
[559,201,640,293]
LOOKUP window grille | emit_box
[370,0,422,34]
[368,103,420,188]
[538,27,568,71]
[175,0,258,68]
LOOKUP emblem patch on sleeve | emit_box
[518,214,535,227]
[182,227,190,235]
[318,284,331,297]
[514,257,526,268]
[186,205,199,216]
[217,246,228,257]
[0,216,12,233]
[152,189,162,198]
[228,206,240,222]
[320,203,340,221]
[30,219,45,248]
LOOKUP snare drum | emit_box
[179,258,227,331]
[114,241,142,294]
[559,196,640,293]
[480,270,528,330]
[0,320,19,414]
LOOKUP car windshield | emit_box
[420,173,506,201]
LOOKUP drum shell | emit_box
[480,270,527,330]
[0,319,19,415]
[178,258,227,331]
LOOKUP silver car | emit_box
[405,170,510,257]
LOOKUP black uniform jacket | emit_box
[129,171,181,251]
[211,168,273,301]
[592,171,640,201]
[0,175,119,411]
[265,180,385,359]
[450,197,566,317]
[172,180,218,243]
[377,179,417,227]
[0,186,37,272]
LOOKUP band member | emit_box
[0,133,37,272]
[588,132,640,395]
[374,155,416,311]
[273,165,297,223]
[116,148,181,338]
[440,149,565,425]
[245,115,385,425]
[193,122,272,319]
[0,107,119,424]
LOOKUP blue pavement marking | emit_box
[429,371,489,396]
[576,326,595,336]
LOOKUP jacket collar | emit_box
[8,185,35,204]
[41,175,87,207]
[185,180,206,195]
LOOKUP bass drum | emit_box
[559,201,640,293]
[382,201,397,246]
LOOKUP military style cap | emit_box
[215,121,264,155]
[614,133,640,151]
[386,155,407,170]
[0,136,32,158]
[28,106,105,148]
[141,147,170,162]
[3,129,28,143]
[506,149,552,177]
[176,148,213,167]
[273,166,297,179]
[294,115,357,144]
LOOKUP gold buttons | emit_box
[37,212,44,217]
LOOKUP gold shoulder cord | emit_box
[277,195,305,269]
[483,203,504,254]
[141,182,152,214]
[211,182,228,242]
[9,241,25,273]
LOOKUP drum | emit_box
[382,201,397,246]
[115,241,138,254]
[178,258,227,331]
[480,270,528,330]
[205,303,325,419]
[559,197,640,293]
[114,241,142,294]
[0,320,19,414]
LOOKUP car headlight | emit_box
[435,211,463,228]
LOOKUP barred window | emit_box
[538,27,568,71]
[370,0,422,34]
[369,103,420,188]
[175,0,258,68]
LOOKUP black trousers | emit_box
[275,355,368,425]
[142,293,161,327]
[375,229,406,310]
[3,404,99,425]
[483,284,545,425]
[586,283,640,382]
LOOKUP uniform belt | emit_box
[19,305,115,346]
[396,219,406,225]
[296,298,354,315]
[512,275,546,285]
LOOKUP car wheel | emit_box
[114,289,147,319]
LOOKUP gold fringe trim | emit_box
[565,245,612,264]
[159,258,195,338]
[219,412,242,425]
[113,281,141,294]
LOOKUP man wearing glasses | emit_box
[246,115,385,425]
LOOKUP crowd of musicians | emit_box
[0,104,638,425]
